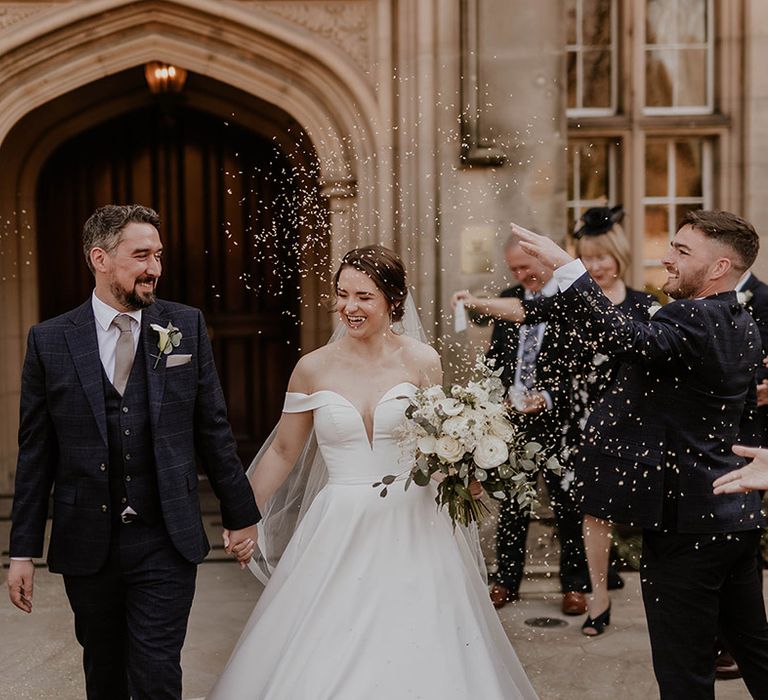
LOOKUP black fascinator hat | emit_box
[573,205,625,239]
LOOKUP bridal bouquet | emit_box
[374,355,562,527]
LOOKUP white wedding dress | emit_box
[207,382,538,700]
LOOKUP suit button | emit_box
[125,453,131,461]
[99,463,106,472]
[121,497,127,504]
[125,475,132,482]
[122,407,129,413]
[124,429,131,436]
[101,505,108,512]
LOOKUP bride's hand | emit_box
[223,528,258,569]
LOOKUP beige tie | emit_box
[112,314,135,395]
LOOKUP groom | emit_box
[514,210,768,699]
[7,205,260,699]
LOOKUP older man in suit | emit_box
[7,205,260,700]
[515,210,768,699]
[481,239,590,615]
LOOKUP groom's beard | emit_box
[661,266,707,300]
[110,276,157,310]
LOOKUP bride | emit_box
[207,245,538,699]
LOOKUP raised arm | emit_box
[451,290,526,323]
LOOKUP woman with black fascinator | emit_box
[452,205,655,635]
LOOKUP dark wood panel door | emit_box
[36,103,310,462]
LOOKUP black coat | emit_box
[563,273,764,533]
[742,272,768,445]
[487,285,579,456]
[9,298,260,575]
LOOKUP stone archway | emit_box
[0,0,391,490]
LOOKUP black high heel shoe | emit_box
[581,604,611,636]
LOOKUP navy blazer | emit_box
[10,298,260,574]
[742,272,768,445]
[564,273,765,533]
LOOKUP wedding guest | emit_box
[514,210,768,699]
[6,205,259,700]
[456,238,589,615]
[454,205,651,633]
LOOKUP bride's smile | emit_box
[335,266,391,336]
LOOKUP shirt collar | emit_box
[91,291,142,331]
[524,276,558,300]
[735,270,752,292]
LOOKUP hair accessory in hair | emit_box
[573,205,624,239]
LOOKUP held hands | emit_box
[7,559,35,614]
[222,524,258,569]
[712,445,768,494]
[511,223,574,270]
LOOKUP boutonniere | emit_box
[737,290,753,305]
[648,302,663,318]
[150,322,182,369]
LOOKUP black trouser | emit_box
[496,467,590,593]
[641,529,768,700]
[63,519,197,700]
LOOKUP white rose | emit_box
[423,385,446,402]
[435,435,465,463]
[437,398,464,417]
[473,435,509,470]
[417,435,438,454]
[488,416,516,442]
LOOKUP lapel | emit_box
[64,299,108,446]
[142,300,169,429]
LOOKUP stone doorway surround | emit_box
[0,0,395,492]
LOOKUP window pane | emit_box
[644,205,670,260]
[675,141,703,197]
[645,142,669,197]
[579,143,610,200]
[677,49,707,106]
[645,50,675,107]
[566,0,578,44]
[582,50,612,108]
[583,0,612,46]
[677,0,707,43]
[567,51,578,109]
[646,0,674,45]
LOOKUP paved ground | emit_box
[0,490,759,699]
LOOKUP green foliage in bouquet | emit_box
[374,355,562,528]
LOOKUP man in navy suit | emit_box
[7,205,260,699]
[514,210,768,699]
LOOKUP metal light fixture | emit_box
[144,62,188,94]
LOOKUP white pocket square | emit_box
[166,354,192,368]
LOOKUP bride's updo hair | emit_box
[334,245,408,322]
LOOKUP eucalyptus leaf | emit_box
[382,474,397,485]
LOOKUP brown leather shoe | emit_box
[715,651,741,680]
[562,591,588,616]
[490,584,519,609]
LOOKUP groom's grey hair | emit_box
[82,204,161,274]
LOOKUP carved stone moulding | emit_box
[236,0,374,73]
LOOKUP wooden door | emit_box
[36,104,312,462]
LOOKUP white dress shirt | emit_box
[11,294,142,562]
[91,292,142,382]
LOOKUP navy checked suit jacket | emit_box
[10,298,260,575]
[565,273,765,533]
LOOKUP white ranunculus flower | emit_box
[435,435,465,463]
[488,415,516,442]
[437,398,464,417]
[417,435,438,454]
[423,385,446,402]
[465,382,490,404]
[474,435,509,470]
[442,416,471,440]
